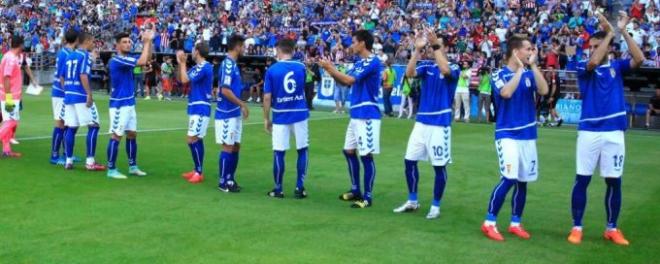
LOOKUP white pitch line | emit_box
[17,115,347,141]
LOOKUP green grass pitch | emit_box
[0,91,658,263]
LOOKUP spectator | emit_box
[304,61,317,110]
[333,61,349,114]
[628,20,648,48]
[382,60,395,117]
[134,65,145,98]
[477,67,492,123]
[646,88,660,129]
[248,67,264,103]
[161,56,174,101]
[143,62,154,100]
[545,65,563,127]
[454,61,472,123]
[398,75,414,119]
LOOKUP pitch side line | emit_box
[17,115,348,141]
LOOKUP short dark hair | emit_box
[65,30,78,44]
[276,39,296,55]
[506,35,530,59]
[195,42,210,58]
[10,34,23,49]
[77,32,93,44]
[352,30,374,51]
[590,31,608,40]
[114,32,131,43]
[227,34,245,51]
[589,31,614,46]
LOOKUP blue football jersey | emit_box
[347,55,382,120]
[490,67,538,140]
[52,47,72,98]
[216,57,243,119]
[415,61,461,126]
[187,61,214,117]
[264,60,309,124]
[576,59,630,131]
[108,54,139,108]
[63,49,93,105]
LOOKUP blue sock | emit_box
[126,138,137,166]
[51,127,64,159]
[64,127,78,159]
[511,181,527,223]
[361,155,375,203]
[571,175,592,227]
[486,177,516,221]
[229,152,239,183]
[188,139,204,173]
[432,166,447,207]
[296,147,308,190]
[404,159,419,202]
[107,138,120,170]
[60,127,67,154]
[343,150,361,195]
[218,151,232,186]
[86,126,100,158]
[273,151,286,192]
[605,178,622,229]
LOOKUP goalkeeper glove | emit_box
[4,94,15,112]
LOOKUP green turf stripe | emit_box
[17,115,348,141]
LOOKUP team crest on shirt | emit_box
[506,164,511,174]
[610,68,616,78]
[525,78,531,88]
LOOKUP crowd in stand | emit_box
[1,0,659,69]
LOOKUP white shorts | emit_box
[405,123,452,166]
[109,106,137,136]
[215,117,242,145]
[52,97,65,120]
[272,120,309,151]
[64,103,100,127]
[1,100,20,121]
[495,139,539,182]
[576,131,625,178]
[344,119,381,156]
[187,115,210,138]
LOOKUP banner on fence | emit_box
[555,99,582,124]
[314,64,405,108]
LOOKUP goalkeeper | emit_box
[0,35,25,158]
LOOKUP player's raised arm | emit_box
[499,52,525,99]
[319,59,354,86]
[426,29,451,77]
[405,32,426,78]
[529,46,549,96]
[137,28,155,66]
[177,51,190,84]
[496,36,548,99]
[587,13,615,71]
[617,11,645,69]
